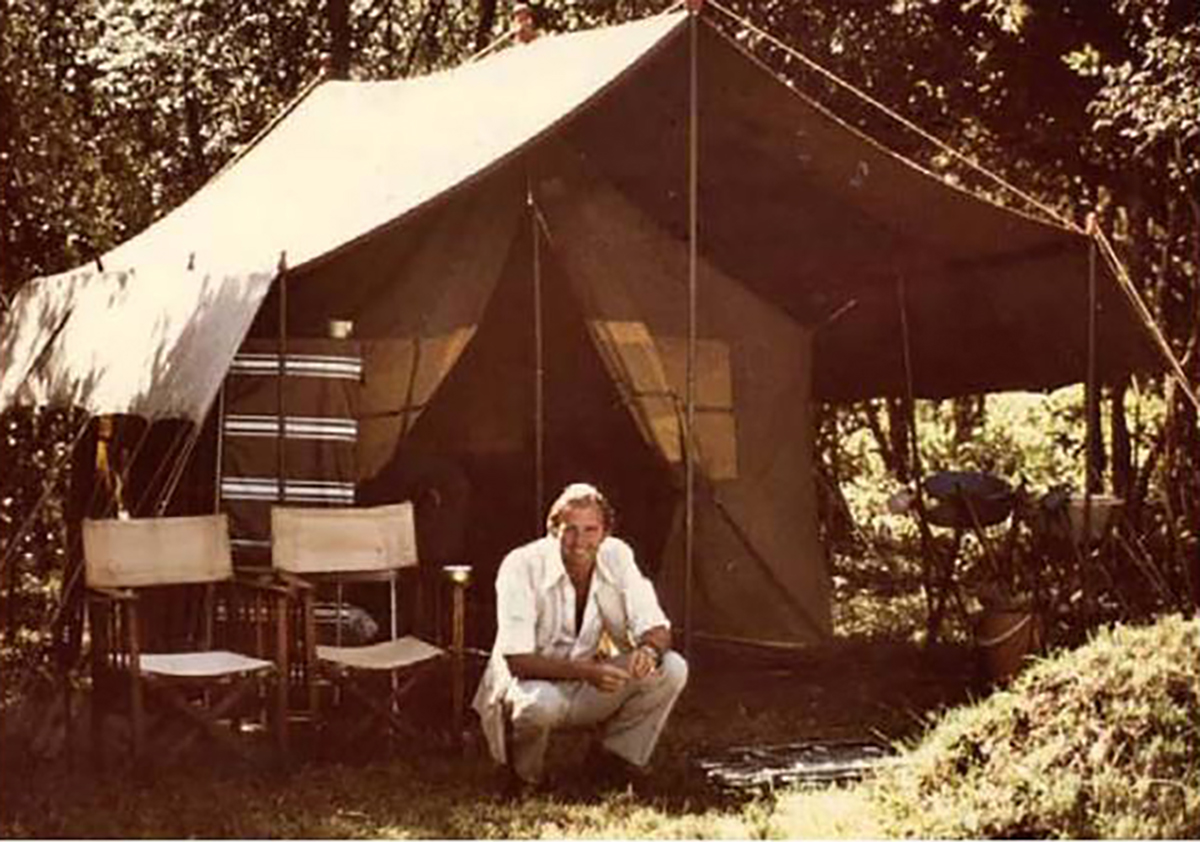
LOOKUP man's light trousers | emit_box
[504,651,688,784]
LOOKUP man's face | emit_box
[557,502,607,571]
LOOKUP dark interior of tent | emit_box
[175,200,680,649]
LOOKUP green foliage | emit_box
[0,1,668,293]
[869,614,1200,838]
[0,407,82,710]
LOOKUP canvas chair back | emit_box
[83,514,233,588]
[271,502,417,575]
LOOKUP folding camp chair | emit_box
[83,514,290,767]
[270,502,462,751]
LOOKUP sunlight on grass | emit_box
[773,786,883,839]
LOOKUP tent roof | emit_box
[0,11,688,421]
[1,8,1155,420]
[552,20,1155,399]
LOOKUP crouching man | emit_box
[472,482,688,792]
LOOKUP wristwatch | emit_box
[637,641,664,667]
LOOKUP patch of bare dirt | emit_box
[670,639,986,752]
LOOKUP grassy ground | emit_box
[0,633,981,838]
[0,557,988,838]
[5,575,1192,838]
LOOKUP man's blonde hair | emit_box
[545,482,616,535]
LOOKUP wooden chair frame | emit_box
[270,503,467,753]
[84,514,291,767]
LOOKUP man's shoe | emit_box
[500,766,544,800]
[585,744,650,793]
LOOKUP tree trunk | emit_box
[862,399,912,483]
[183,85,206,193]
[328,0,352,79]
[475,0,499,52]
[1110,378,1131,502]
[0,0,14,302]
[952,395,985,447]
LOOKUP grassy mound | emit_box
[869,614,1199,838]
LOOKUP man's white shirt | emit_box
[473,534,669,763]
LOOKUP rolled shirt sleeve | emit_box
[625,572,669,639]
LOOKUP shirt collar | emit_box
[539,536,567,591]
[537,535,618,591]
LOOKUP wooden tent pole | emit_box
[896,276,922,479]
[898,275,945,642]
[213,385,226,514]
[1082,221,1099,621]
[683,6,699,657]
[529,177,546,528]
[1085,224,1100,498]
[276,257,289,505]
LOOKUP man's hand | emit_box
[629,645,658,679]
[587,661,631,693]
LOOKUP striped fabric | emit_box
[220,477,357,503]
[223,415,358,442]
[220,339,363,562]
[228,352,363,380]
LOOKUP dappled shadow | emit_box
[2,262,273,423]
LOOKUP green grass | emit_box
[2,615,1195,838]
[0,751,773,839]
[864,613,1200,839]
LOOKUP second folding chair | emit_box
[270,502,448,752]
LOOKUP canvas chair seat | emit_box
[317,636,443,672]
[138,650,276,679]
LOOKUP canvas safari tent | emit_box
[0,7,1157,652]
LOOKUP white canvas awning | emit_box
[0,11,688,422]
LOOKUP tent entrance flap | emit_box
[532,141,831,645]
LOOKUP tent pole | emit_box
[683,7,699,658]
[898,275,943,643]
[213,384,226,514]
[529,177,546,527]
[154,423,206,517]
[1082,222,1099,621]
[1085,225,1100,498]
[276,263,289,505]
[897,276,926,496]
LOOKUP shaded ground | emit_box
[469,636,986,801]
[678,639,984,749]
[3,543,990,831]
[0,636,989,837]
